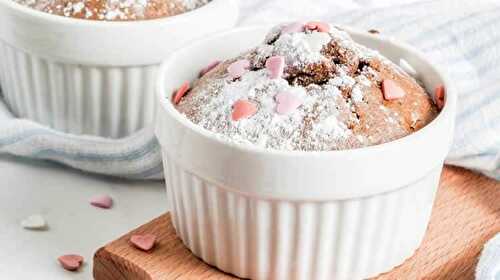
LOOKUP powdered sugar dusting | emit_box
[13,0,210,21]
[176,23,438,151]
[181,0,208,9]
[190,69,315,150]
[271,32,328,67]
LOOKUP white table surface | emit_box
[0,154,167,279]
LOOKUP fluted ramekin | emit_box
[0,0,238,138]
[155,26,456,280]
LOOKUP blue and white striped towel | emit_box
[0,0,499,277]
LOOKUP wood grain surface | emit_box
[94,166,500,280]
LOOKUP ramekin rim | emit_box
[0,0,232,27]
[156,25,457,158]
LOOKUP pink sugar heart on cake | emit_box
[227,59,250,80]
[275,92,303,115]
[232,100,257,121]
[265,56,285,79]
[382,79,406,100]
[173,82,190,105]
[435,85,446,109]
[305,21,330,33]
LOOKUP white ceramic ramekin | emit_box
[155,26,456,280]
[0,0,238,138]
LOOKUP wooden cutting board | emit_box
[93,166,500,280]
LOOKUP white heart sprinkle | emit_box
[21,214,47,230]
[399,58,418,77]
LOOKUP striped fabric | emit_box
[0,0,499,181]
[0,101,163,180]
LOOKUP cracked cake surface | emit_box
[175,23,439,152]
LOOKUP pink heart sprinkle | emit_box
[435,84,445,109]
[265,56,285,79]
[199,60,221,77]
[227,59,250,80]
[281,22,305,34]
[90,195,113,209]
[58,254,84,271]
[305,21,330,33]
[130,234,157,251]
[232,100,257,121]
[382,79,406,100]
[275,92,303,115]
[172,81,190,105]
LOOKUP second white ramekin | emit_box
[0,0,238,138]
[155,26,456,280]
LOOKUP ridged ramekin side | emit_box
[162,151,441,280]
[0,41,158,138]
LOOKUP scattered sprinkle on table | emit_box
[58,254,84,271]
[21,214,47,230]
[90,195,113,209]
